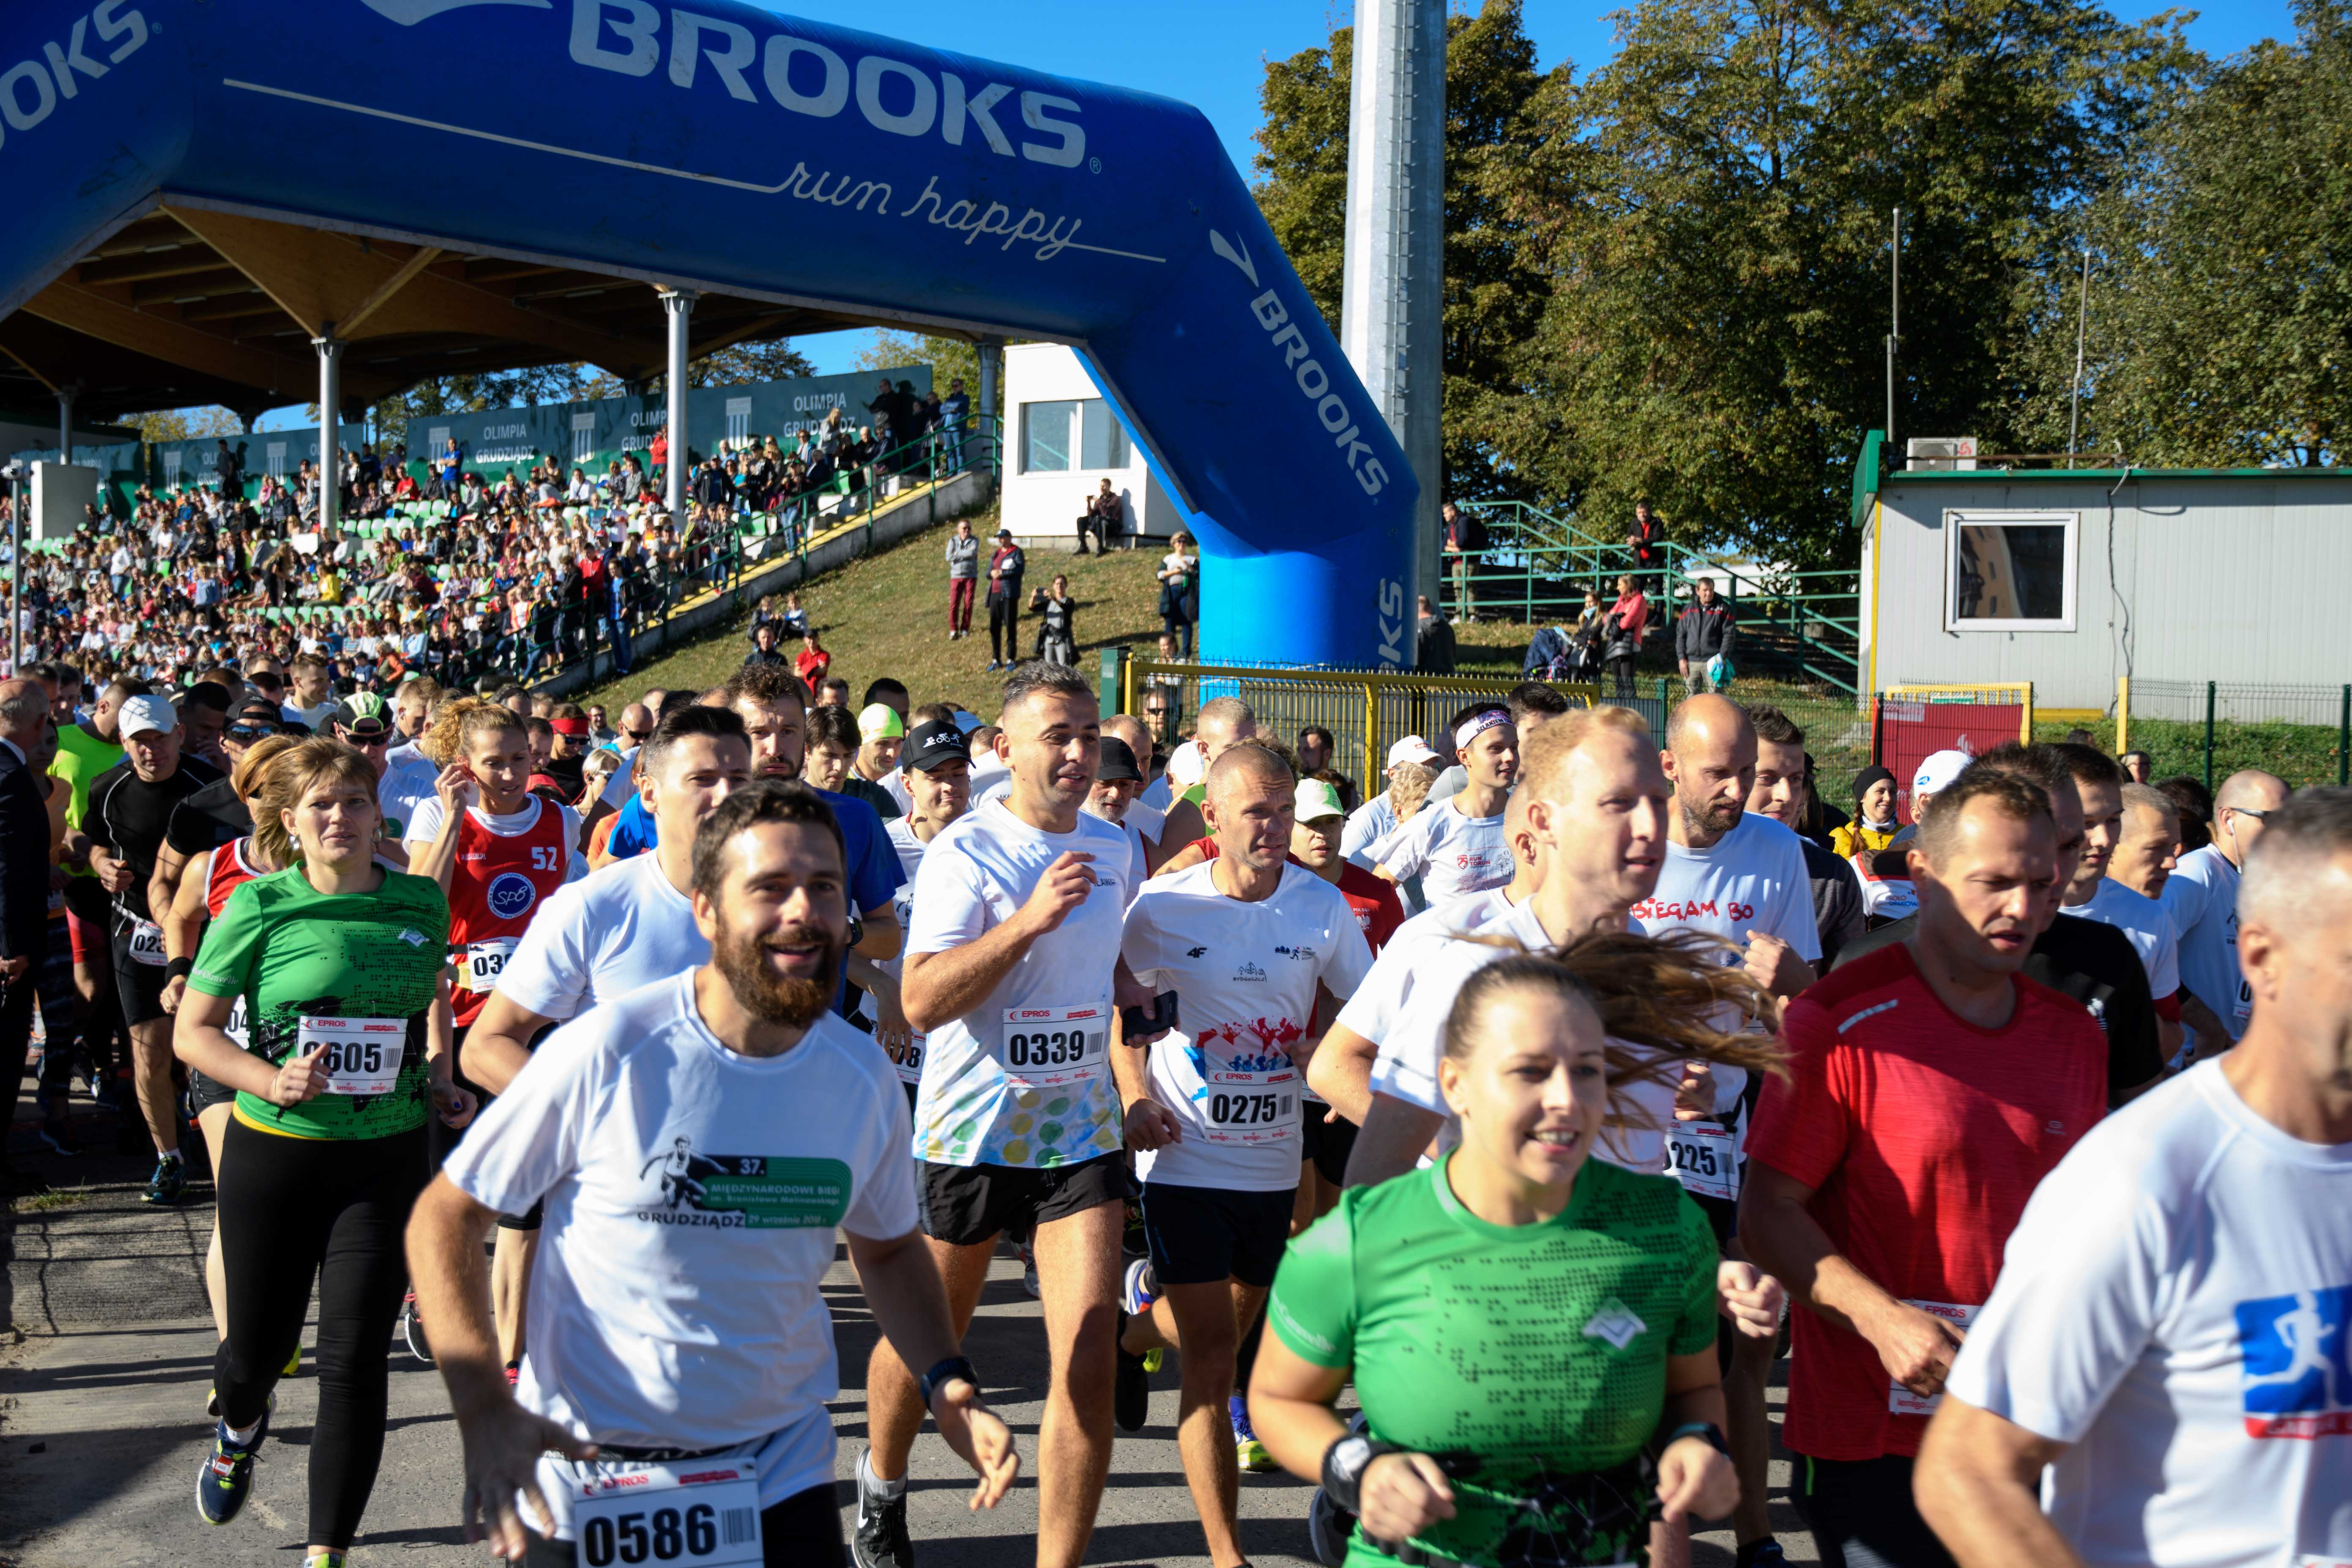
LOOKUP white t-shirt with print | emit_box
[1376,794,1513,909]
[2161,845,2248,1041]
[1335,885,1518,1051]
[1363,898,1702,1173]
[495,852,708,1021]
[402,793,588,883]
[1121,862,1374,1192]
[904,799,1132,1168]
[2062,877,2181,1001]
[1945,1059,2352,1567]
[442,974,917,1533]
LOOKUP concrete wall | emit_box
[531,465,995,699]
[1000,343,1179,551]
[1860,470,2352,710]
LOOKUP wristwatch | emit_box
[1662,1420,1732,1459]
[1321,1431,1400,1515]
[917,1355,980,1410]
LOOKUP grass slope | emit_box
[582,504,1169,717]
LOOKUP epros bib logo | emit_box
[2236,1285,2352,1438]
[486,871,539,921]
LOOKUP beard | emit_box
[714,919,842,1029]
[1682,793,1742,837]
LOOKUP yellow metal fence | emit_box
[1110,654,1596,799]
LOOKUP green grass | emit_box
[2031,714,2347,791]
[581,501,1170,718]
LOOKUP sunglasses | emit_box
[227,724,279,742]
[624,729,651,743]
[339,730,390,749]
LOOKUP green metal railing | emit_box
[1449,500,1863,695]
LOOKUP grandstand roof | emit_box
[0,205,902,424]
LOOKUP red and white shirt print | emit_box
[407,794,584,1027]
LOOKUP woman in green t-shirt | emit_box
[172,737,473,1568]
[1251,935,1781,1568]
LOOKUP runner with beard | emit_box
[854,719,974,1106]
[436,708,752,1369]
[408,783,1020,1565]
[855,662,1136,1568]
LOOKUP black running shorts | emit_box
[916,1151,1128,1247]
[1140,1182,1294,1288]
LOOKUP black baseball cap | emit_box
[1096,736,1143,784]
[232,698,284,729]
[900,720,970,773]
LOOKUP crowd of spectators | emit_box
[0,374,976,702]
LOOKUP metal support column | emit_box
[977,341,1002,475]
[314,334,342,534]
[57,383,76,461]
[661,289,697,522]
[1339,0,1446,628]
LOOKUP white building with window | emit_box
[1854,436,2352,709]
[1000,342,1182,550]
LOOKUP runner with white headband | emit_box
[1373,705,1518,912]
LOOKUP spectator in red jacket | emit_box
[794,627,831,691]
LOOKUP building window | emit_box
[1944,510,2078,632]
[1022,398,1130,473]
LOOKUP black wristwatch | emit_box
[1661,1420,1731,1459]
[918,1355,980,1410]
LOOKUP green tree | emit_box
[1493,0,2189,569]
[1254,1,1559,506]
[854,330,984,411]
[2008,0,2352,466]
[132,406,244,444]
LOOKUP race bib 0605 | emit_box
[297,1016,408,1097]
[571,1453,761,1568]
[1000,1004,1108,1090]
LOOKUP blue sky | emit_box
[257,0,2294,427]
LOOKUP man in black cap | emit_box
[1085,735,1151,895]
[854,719,975,1105]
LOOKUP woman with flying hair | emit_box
[1251,929,1783,1568]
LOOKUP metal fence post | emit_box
[1362,681,1378,801]
[1099,646,1124,715]
[2341,684,2349,786]
[2116,675,2130,758]
[2204,680,2217,792]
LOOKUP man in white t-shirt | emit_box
[408,783,1020,1565]
[1110,744,1372,1565]
[2161,768,2288,1061]
[1082,734,1153,896]
[1340,734,1440,870]
[2052,749,2184,1064]
[1636,693,1819,1567]
[1375,703,1518,909]
[464,707,752,1097]
[1919,785,2352,1568]
[856,662,1138,1568]
[853,719,973,1102]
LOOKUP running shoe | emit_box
[1306,1486,1357,1568]
[206,1387,218,1420]
[1231,1393,1276,1472]
[304,1555,345,1568]
[1735,1541,1789,1568]
[142,1156,188,1207]
[1114,1324,1151,1432]
[34,1125,77,1158]
[850,1461,913,1568]
[1121,1257,1158,1317]
[195,1402,271,1526]
[400,1290,432,1364]
[1017,1239,1040,1300]
[283,1343,301,1377]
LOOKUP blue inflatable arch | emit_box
[0,0,1417,669]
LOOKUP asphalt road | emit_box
[1,1093,1816,1567]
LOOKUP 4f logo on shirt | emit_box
[636,1136,853,1230]
[2236,1285,2352,1437]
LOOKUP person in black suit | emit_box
[0,679,57,1193]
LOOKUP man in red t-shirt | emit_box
[1741,769,2108,1568]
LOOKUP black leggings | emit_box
[215,1120,428,1550]
[521,1481,844,1567]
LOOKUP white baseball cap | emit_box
[1912,748,1975,799]
[118,694,178,739]
[1169,740,1207,788]
[1386,735,1441,770]
[1294,778,1348,824]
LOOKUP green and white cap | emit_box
[1294,778,1347,824]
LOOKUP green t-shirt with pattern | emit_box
[189,865,450,1141]
[1267,1155,1719,1568]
